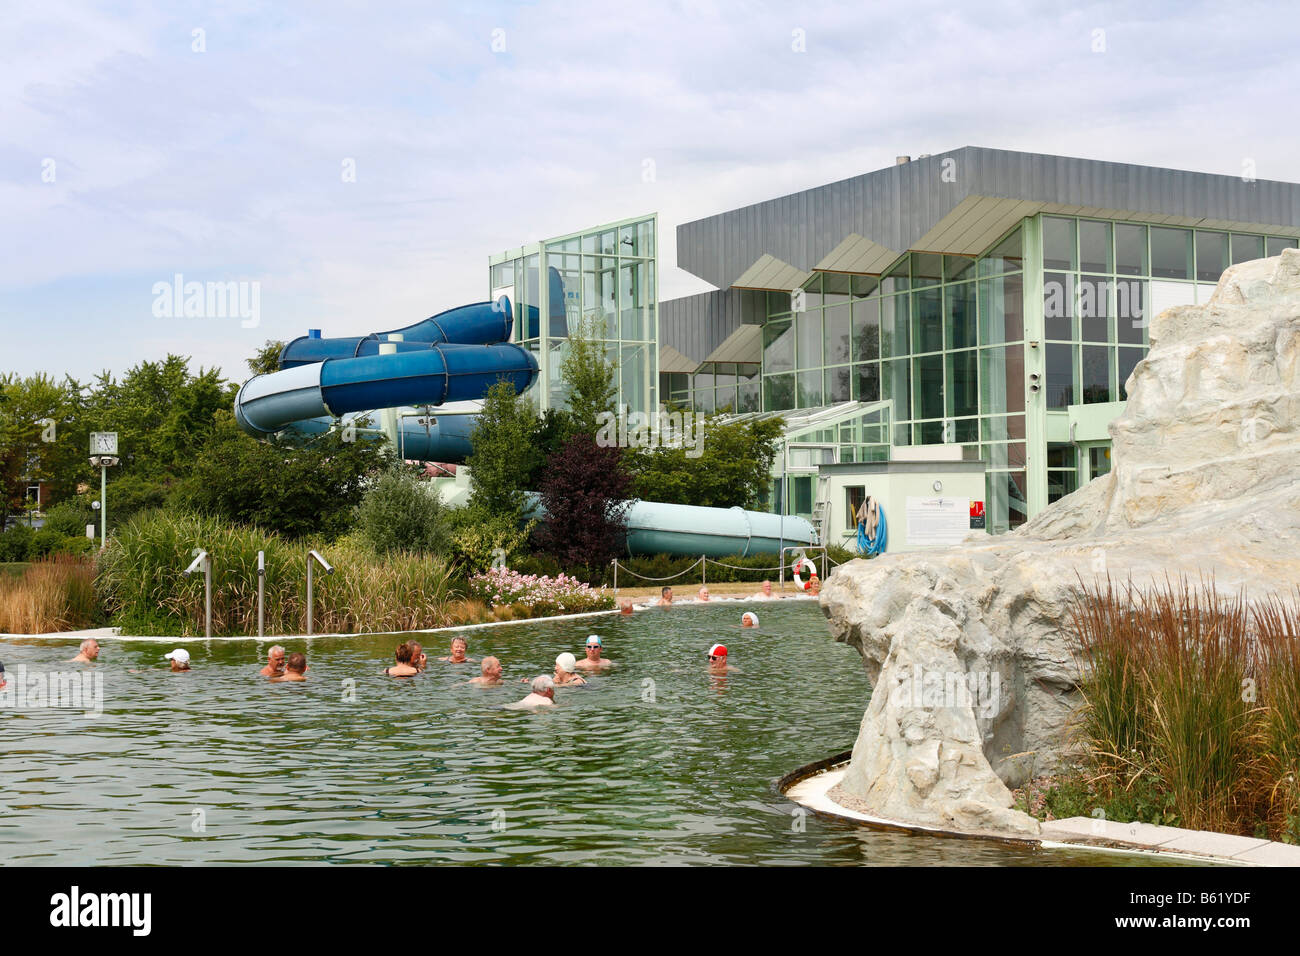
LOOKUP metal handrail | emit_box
[183,550,212,638]
[306,549,333,635]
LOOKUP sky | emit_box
[2,0,1298,383]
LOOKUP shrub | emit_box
[41,499,96,538]
[0,524,35,562]
[446,506,533,576]
[355,468,450,556]
[467,566,614,615]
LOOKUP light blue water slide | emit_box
[232,289,816,556]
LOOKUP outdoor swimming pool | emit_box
[1,601,1174,865]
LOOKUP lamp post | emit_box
[89,431,120,546]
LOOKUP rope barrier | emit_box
[703,557,787,572]
[609,557,704,582]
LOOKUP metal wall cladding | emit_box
[658,288,749,363]
[675,146,1300,291]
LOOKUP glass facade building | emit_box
[666,205,1297,534]
[489,214,658,416]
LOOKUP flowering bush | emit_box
[468,566,615,615]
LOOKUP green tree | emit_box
[171,411,392,538]
[558,316,617,437]
[627,416,784,509]
[465,379,542,522]
[247,340,286,376]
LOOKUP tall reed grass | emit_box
[0,554,100,634]
[97,511,458,636]
[1070,577,1300,838]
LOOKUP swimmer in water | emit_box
[439,636,475,663]
[409,640,427,672]
[697,586,710,602]
[384,642,419,677]
[164,648,192,672]
[507,675,556,709]
[467,656,503,686]
[260,645,286,677]
[740,611,758,628]
[619,598,634,615]
[270,652,307,682]
[808,575,821,595]
[552,652,587,685]
[69,639,100,664]
[575,635,613,671]
[752,580,778,600]
[707,643,737,675]
[656,586,673,607]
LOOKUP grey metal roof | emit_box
[675,146,1300,289]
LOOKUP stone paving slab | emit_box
[1232,841,1300,866]
[1041,818,1187,846]
[784,772,1300,866]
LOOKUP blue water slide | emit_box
[233,286,814,557]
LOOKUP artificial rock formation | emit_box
[821,248,1300,838]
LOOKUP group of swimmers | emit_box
[41,596,764,708]
[624,577,815,613]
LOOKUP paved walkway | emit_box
[786,765,1300,865]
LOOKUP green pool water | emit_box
[1,601,1177,865]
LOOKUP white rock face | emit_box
[821,249,1300,838]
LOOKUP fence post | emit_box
[701,554,706,588]
[612,559,618,598]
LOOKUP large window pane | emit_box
[912,253,943,287]
[1267,236,1298,256]
[1081,344,1112,404]
[1231,233,1265,265]
[852,297,880,362]
[1045,343,1075,409]
[947,349,978,418]
[1150,227,1192,279]
[797,369,823,407]
[1079,220,1113,273]
[1043,272,1074,340]
[1077,276,1110,342]
[978,273,1024,344]
[764,373,794,411]
[796,309,823,370]
[853,362,881,402]
[882,294,910,356]
[914,353,944,420]
[946,281,977,350]
[913,287,942,353]
[979,226,1024,276]
[883,357,911,421]
[1043,217,1077,271]
[1195,231,1228,283]
[1115,223,1148,276]
[620,260,650,338]
[980,345,1025,415]
[1115,279,1146,344]
[1118,346,1144,400]
[825,303,852,365]
[824,366,851,403]
[764,319,794,373]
